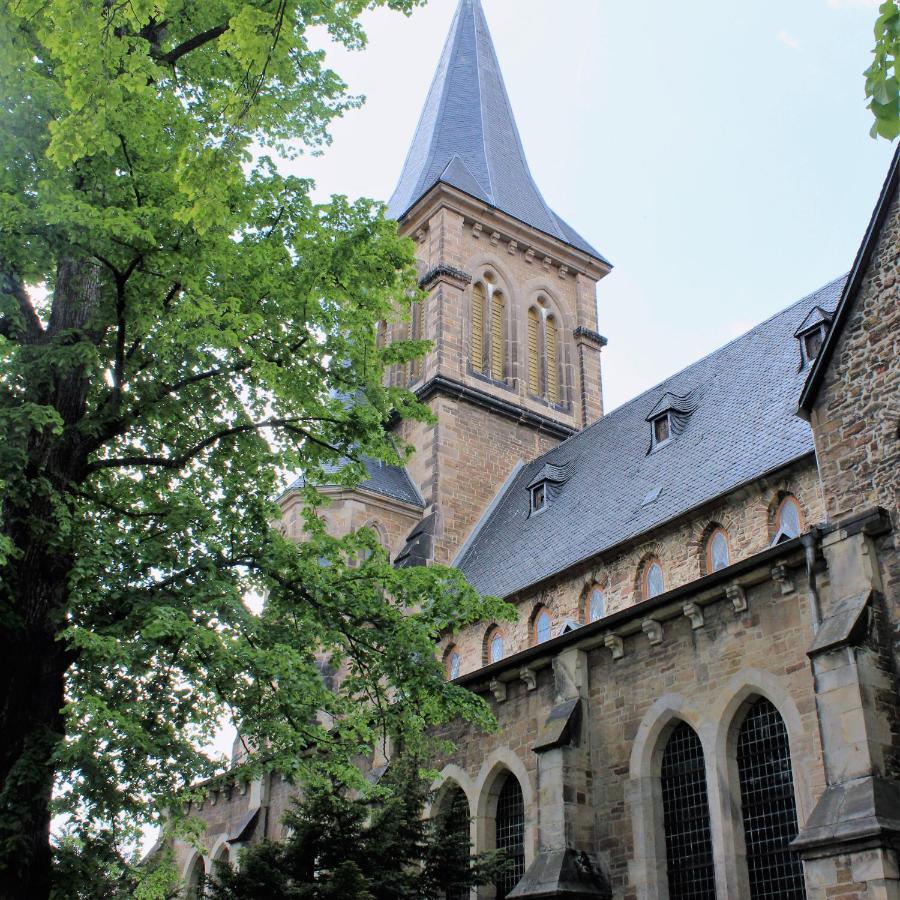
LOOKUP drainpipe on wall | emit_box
[800,527,822,632]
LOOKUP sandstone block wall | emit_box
[442,458,823,675]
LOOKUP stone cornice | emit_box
[418,264,472,291]
[573,326,608,348]
[415,375,577,440]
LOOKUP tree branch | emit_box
[1,270,44,341]
[155,23,229,66]
[85,417,345,474]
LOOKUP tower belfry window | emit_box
[471,282,485,372]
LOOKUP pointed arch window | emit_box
[533,607,552,644]
[526,300,563,405]
[706,527,730,573]
[472,281,486,373]
[587,587,605,623]
[642,558,665,600]
[441,785,473,900]
[546,314,559,404]
[495,774,525,899]
[491,290,505,380]
[660,722,716,900]
[471,275,506,380]
[737,697,806,899]
[527,306,540,395]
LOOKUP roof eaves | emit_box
[799,146,900,415]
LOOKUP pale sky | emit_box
[293,0,895,412]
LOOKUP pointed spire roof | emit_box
[387,0,608,264]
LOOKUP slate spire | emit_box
[387,0,607,262]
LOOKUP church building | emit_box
[174,1,900,897]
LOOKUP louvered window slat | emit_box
[491,291,504,380]
[546,315,559,404]
[527,307,540,395]
[471,283,485,372]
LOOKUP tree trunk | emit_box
[0,257,103,899]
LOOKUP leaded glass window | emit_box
[661,722,716,900]
[495,774,525,899]
[490,633,504,664]
[737,698,806,899]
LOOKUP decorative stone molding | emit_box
[642,618,663,645]
[508,240,518,255]
[542,256,552,270]
[418,265,473,291]
[726,583,748,613]
[771,563,795,595]
[573,326,609,348]
[489,678,507,702]
[415,228,427,243]
[472,222,482,239]
[558,265,568,279]
[525,247,535,264]
[682,602,704,630]
[604,633,624,660]
[490,231,500,246]
[519,666,538,691]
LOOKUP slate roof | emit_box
[386,0,609,265]
[286,457,424,508]
[455,276,847,599]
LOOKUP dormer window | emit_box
[531,482,547,514]
[802,326,826,364]
[794,306,832,368]
[652,413,671,448]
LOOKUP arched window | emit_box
[545,314,559,404]
[485,627,505,665]
[660,722,716,900]
[533,607,552,644]
[643,559,665,599]
[472,282,486,372]
[440,785,472,900]
[184,855,206,900]
[587,586,605,623]
[495,774,525,899]
[491,289,505,380]
[527,306,540,396]
[706,527,730,573]
[737,698,806,899]
[445,645,461,680]
[776,495,803,539]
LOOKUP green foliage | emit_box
[866,0,900,139]
[0,0,513,891]
[206,758,507,900]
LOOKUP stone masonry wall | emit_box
[433,555,826,899]
[442,457,823,676]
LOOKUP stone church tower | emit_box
[383,0,611,566]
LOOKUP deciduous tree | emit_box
[0,3,508,897]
